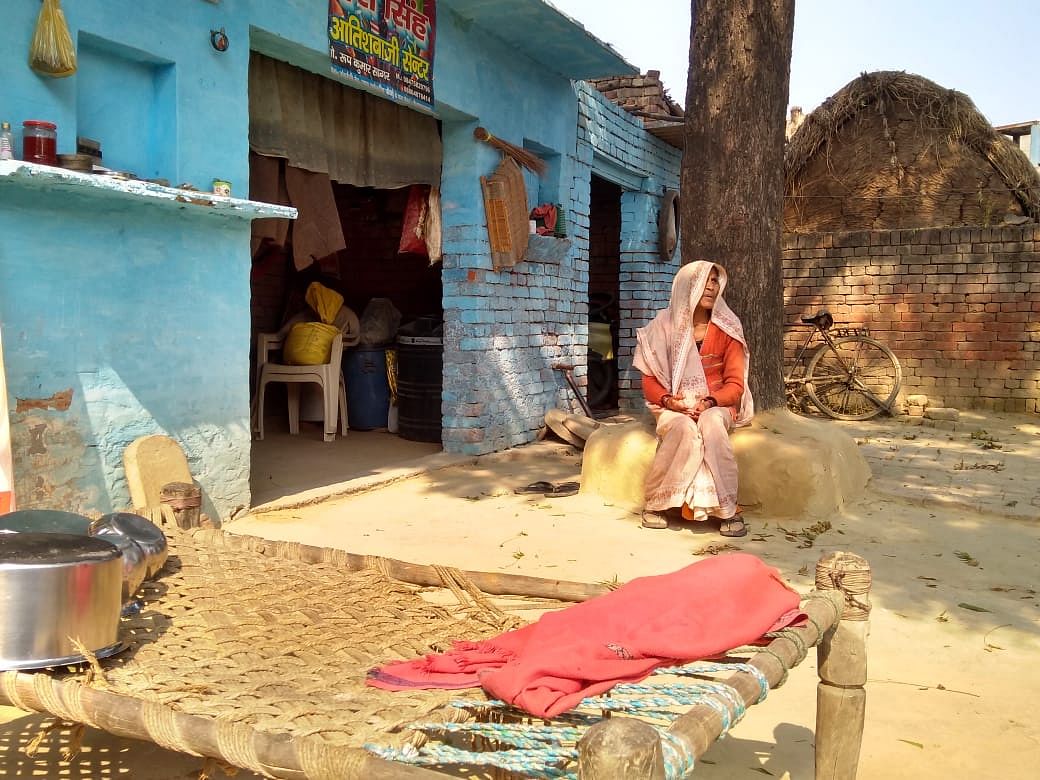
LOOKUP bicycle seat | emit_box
[801,310,834,330]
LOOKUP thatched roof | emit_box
[784,71,1040,232]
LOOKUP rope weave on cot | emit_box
[366,661,770,779]
[432,564,523,630]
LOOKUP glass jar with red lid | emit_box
[22,120,58,166]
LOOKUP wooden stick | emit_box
[209,530,610,602]
[0,672,448,779]
[814,551,871,780]
[578,717,665,779]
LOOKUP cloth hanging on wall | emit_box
[425,186,442,264]
[397,184,443,264]
[249,52,441,189]
[284,166,347,273]
[398,185,429,256]
[249,153,292,255]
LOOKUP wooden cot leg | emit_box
[578,717,666,779]
[814,551,871,780]
[160,481,202,530]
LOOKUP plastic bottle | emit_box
[0,122,14,161]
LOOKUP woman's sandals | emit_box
[514,481,580,498]
[716,514,748,538]
[642,510,748,536]
[640,510,670,529]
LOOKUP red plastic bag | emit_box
[398,185,430,256]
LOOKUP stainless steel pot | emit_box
[87,521,147,604]
[0,533,124,670]
[91,512,168,580]
[0,509,148,603]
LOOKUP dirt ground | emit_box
[2,411,1038,778]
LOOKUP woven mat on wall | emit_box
[481,156,530,270]
[0,526,560,779]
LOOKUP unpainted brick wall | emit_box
[782,225,1040,413]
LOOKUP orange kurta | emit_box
[641,323,745,416]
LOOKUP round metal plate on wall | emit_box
[658,189,680,261]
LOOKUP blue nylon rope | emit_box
[368,660,773,779]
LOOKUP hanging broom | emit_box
[473,127,547,176]
[29,0,77,78]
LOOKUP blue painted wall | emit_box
[1,0,251,519]
[0,0,681,512]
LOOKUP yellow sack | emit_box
[305,282,343,325]
[30,0,77,78]
[283,321,340,366]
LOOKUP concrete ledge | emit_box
[0,160,297,221]
[244,451,473,516]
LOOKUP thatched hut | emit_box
[784,71,1040,232]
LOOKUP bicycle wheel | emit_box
[805,336,902,420]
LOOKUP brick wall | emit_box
[588,71,683,119]
[250,244,292,337]
[782,225,1040,412]
[439,118,589,455]
[438,88,683,455]
[615,190,677,408]
[575,83,682,411]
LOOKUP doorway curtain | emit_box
[248,52,442,188]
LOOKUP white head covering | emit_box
[633,260,754,426]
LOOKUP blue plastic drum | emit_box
[344,347,390,430]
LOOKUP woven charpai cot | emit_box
[1,527,865,780]
[0,525,548,779]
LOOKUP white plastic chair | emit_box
[253,321,359,442]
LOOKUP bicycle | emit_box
[783,310,902,420]
[586,292,618,411]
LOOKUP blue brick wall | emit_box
[574,84,682,411]
[441,219,588,454]
[439,82,682,456]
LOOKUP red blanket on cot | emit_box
[366,553,803,717]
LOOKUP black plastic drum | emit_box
[396,335,443,443]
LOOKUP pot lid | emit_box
[0,532,119,566]
[0,509,92,536]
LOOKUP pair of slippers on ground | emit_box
[514,481,580,498]
[641,509,748,538]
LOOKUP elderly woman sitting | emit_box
[633,261,754,538]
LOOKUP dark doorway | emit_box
[587,175,622,412]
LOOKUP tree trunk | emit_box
[681,0,795,411]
